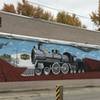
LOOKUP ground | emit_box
[0,79,100,100]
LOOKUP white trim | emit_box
[0,32,100,49]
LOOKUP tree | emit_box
[17,0,36,16]
[33,6,43,18]
[2,0,85,27]
[17,0,54,20]
[56,11,85,27]
[2,4,16,13]
[0,54,11,62]
[56,11,67,24]
[39,11,53,20]
[90,0,100,30]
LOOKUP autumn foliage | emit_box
[57,11,82,27]
[2,0,85,27]
[90,0,100,30]
[17,0,34,16]
[2,4,16,13]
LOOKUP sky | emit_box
[0,0,99,30]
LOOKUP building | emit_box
[0,11,100,45]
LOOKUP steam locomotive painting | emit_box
[0,32,100,82]
[31,42,100,76]
[31,42,82,76]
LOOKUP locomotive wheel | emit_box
[68,63,73,73]
[61,63,69,74]
[52,62,60,75]
[68,63,76,73]
[44,67,51,75]
[35,68,42,76]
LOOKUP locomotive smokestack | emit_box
[38,42,42,50]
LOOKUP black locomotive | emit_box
[31,42,85,75]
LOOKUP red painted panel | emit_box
[83,58,100,71]
[0,58,100,82]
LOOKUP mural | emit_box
[0,34,100,82]
[0,36,100,69]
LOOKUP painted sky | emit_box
[0,0,99,29]
[0,37,100,60]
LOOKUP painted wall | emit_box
[0,36,100,68]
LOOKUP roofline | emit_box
[0,10,100,34]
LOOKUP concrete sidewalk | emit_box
[0,79,100,92]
